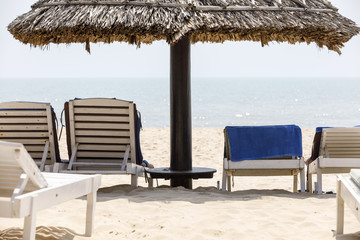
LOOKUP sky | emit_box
[0,0,359,79]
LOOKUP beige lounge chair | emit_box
[0,141,101,240]
[308,127,360,194]
[336,170,360,235]
[222,125,305,192]
[0,101,60,171]
[61,98,144,186]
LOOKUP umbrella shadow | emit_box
[96,184,336,204]
[0,226,80,240]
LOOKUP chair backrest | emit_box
[0,141,47,197]
[320,127,360,158]
[0,102,60,168]
[224,125,303,161]
[65,98,137,171]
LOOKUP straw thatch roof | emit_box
[8,0,360,53]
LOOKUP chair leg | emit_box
[221,170,227,191]
[336,179,344,234]
[148,178,154,188]
[85,190,96,237]
[227,176,232,192]
[317,169,322,194]
[24,213,37,240]
[300,168,305,192]
[131,174,138,187]
[308,173,313,193]
[293,174,298,193]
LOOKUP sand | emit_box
[1,128,360,240]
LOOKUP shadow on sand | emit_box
[96,184,336,204]
[0,226,81,240]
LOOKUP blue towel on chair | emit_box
[225,125,302,161]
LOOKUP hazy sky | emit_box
[0,0,359,79]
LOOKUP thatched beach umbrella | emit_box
[8,0,360,188]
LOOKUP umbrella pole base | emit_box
[170,178,192,189]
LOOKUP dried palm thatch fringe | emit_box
[8,0,360,54]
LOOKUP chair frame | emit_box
[336,175,360,235]
[222,157,305,192]
[0,101,59,171]
[308,128,360,194]
[61,98,144,186]
[0,141,101,240]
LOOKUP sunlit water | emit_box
[1,77,359,128]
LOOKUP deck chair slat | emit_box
[0,125,49,131]
[28,152,51,158]
[71,162,122,166]
[76,137,131,144]
[24,145,48,152]
[0,111,47,117]
[327,144,360,148]
[74,115,130,122]
[74,108,130,115]
[326,136,360,140]
[73,99,131,107]
[325,128,360,133]
[328,154,360,158]
[74,123,130,130]
[0,102,49,109]
[75,130,130,137]
[0,164,22,171]
[328,149,360,153]
[77,151,126,158]
[1,139,48,145]
[76,158,130,161]
[326,133,360,137]
[0,117,48,124]
[326,140,360,144]
[0,132,49,138]
[77,144,128,151]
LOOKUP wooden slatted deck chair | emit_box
[0,101,61,171]
[222,125,305,192]
[62,98,144,186]
[308,127,360,194]
[336,170,360,235]
[0,141,101,240]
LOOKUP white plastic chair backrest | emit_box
[320,128,360,158]
[0,141,48,194]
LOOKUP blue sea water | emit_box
[0,77,359,128]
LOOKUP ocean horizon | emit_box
[1,77,359,129]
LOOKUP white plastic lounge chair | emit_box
[61,98,144,186]
[308,127,360,194]
[0,141,101,240]
[222,125,305,192]
[0,101,60,171]
[336,170,360,235]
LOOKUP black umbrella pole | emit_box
[170,36,192,189]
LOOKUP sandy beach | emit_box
[1,128,360,240]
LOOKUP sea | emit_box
[1,77,360,129]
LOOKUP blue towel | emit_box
[225,125,302,161]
